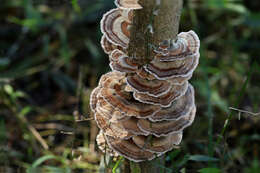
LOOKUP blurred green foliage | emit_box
[0,0,260,172]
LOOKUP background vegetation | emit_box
[0,0,260,172]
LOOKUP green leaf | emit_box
[189,155,219,162]
[198,168,221,173]
[225,4,248,14]
[31,155,60,168]
[20,106,32,117]
[167,149,181,161]
[4,85,14,95]
[71,0,81,13]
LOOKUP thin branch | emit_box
[229,107,260,117]
[27,122,49,150]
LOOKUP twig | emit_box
[27,123,49,150]
[34,123,74,131]
[15,112,49,150]
[75,118,94,122]
[216,61,257,145]
[229,107,260,117]
[60,131,74,135]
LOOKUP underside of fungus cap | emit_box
[101,8,131,49]
[105,135,155,162]
[115,0,142,10]
[137,106,196,137]
[132,133,182,153]
[150,84,195,121]
[133,81,188,107]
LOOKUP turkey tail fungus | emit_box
[90,0,200,171]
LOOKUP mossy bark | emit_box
[126,0,183,172]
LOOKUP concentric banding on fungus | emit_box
[126,74,172,97]
[154,30,200,61]
[109,49,138,73]
[144,52,200,80]
[136,67,156,80]
[115,0,143,10]
[101,35,123,55]
[132,133,182,153]
[149,84,195,122]
[96,96,129,121]
[105,135,155,162]
[96,99,148,136]
[90,87,101,113]
[178,30,200,54]
[133,81,189,108]
[120,117,149,136]
[95,111,133,140]
[99,72,161,118]
[98,71,125,88]
[137,106,196,137]
[101,8,131,49]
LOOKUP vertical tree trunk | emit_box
[128,0,183,64]
[126,0,183,172]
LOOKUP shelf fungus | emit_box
[91,0,200,162]
[115,0,143,10]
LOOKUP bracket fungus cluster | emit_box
[90,0,200,162]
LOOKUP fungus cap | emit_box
[133,81,188,107]
[99,72,161,118]
[150,84,195,121]
[137,106,196,137]
[132,133,182,153]
[101,9,131,48]
[126,74,172,97]
[105,136,155,162]
[115,0,143,10]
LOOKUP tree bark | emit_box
[128,0,183,64]
[126,0,183,172]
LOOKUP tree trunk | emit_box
[126,0,183,172]
[128,0,183,64]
